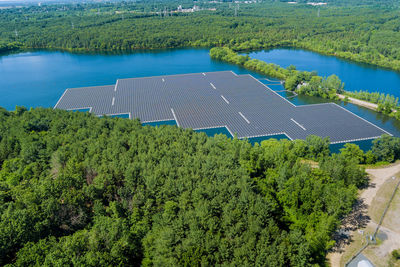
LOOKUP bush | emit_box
[392,249,400,260]
[0,108,366,266]
[371,135,400,163]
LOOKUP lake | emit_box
[248,48,400,96]
[1,49,257,111]
[1,48,400,148]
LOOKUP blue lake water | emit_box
[102,113,130,119]
[0,49,258,111]
[142,120,177,127]
[1,48,400,148]
[248,48,400,96]
[194,127,233,139]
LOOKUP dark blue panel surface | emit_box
[55,71,389,144]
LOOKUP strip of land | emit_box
[337,94,379,111]
[337,94,397,113]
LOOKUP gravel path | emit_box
[337,94,379,111]
[328,162,400,267]
[362,163,400,206]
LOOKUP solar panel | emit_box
[54,71,390,143]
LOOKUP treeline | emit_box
[210,47,343,100]
[344,90,400,118]
[1,107,397,266]
[0,42,22,54]
[210,47,400,120]
[210,46,291,80]
[1,1,400,71]
[338,136,400,164]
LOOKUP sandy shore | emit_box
[337,94,379,111]
[337,94,397,113]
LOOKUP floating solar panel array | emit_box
[55,71,391,144]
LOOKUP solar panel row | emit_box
[54,71,390,143]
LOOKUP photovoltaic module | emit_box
[55,71,390,144]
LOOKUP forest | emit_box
[2,0,400,265]
[1,107,400,266]
[1,0,400,71]
[0,106,397,266]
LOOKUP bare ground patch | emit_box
[327,162,400,267]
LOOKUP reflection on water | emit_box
[195,127,233,138]
[330,140,373,154]
[142,120,177,127]
[246,134,289,145]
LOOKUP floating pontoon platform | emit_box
[54,71,390,143]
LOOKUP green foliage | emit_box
[345,90,399,115]
[371,134,400,163]
[210,47,345,100]
[304,135,331,160]
[0,42,22,53]
[284,72,315,92]
[253,138,360,263]
[320,153,368,187]
[210,47,289,80]
[1,1,400,72]
[340,143,365,164]
[392,249,400,260]
[296,74,344,100]
[364,150,377,165]
[0,108,371,266]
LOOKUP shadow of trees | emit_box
[330,198,371,253]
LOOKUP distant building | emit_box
[175,5,215,13]
[307,2,327,6]
[234,0,257,3]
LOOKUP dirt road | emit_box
[362,163,400,206]
[337,94,379,111]
[329,161,400,267]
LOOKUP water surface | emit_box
[1,49,255,110]
[248,48,400,97]
[1,48,400,144]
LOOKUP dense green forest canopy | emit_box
[1,0,400,70]
[2,1,400,265]
[2,107,398,266]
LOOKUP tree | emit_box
[305,135,330,160]
[371,134,400,162]
[324,74,344,94]
[340,143,365,164]
[320,153,368,187]
[1,107,390,266]
[392,249,400,260]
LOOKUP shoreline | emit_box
[2,44,400,74]
[337,94,397,113]
[337,94,379,111]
